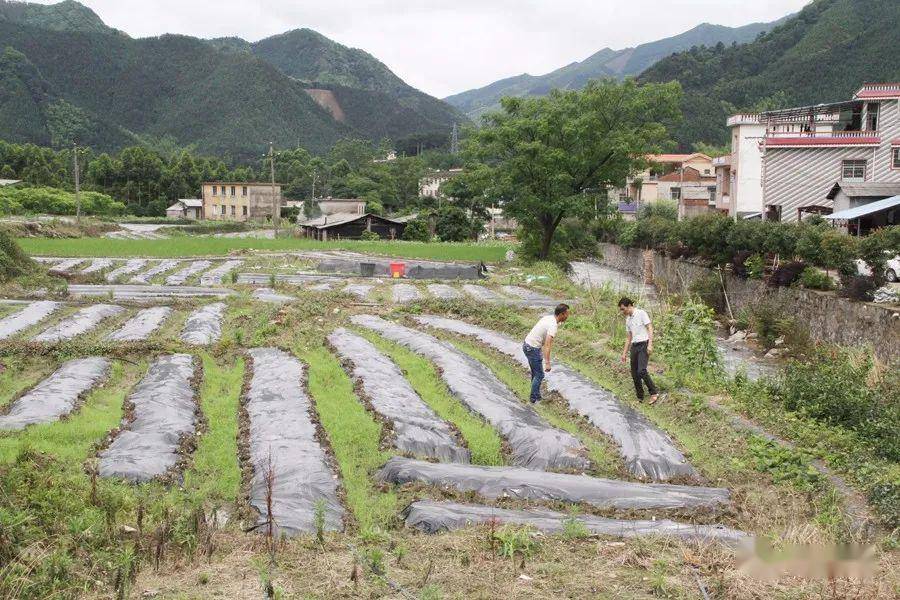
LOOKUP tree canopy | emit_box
[462,79,682,258]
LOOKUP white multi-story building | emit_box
[720,83,900,226]
[714,115,767,219]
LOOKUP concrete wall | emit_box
[597,243,900,361]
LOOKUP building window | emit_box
[670,187,681,201]
[231,186,236,197]
[231,205,236,216]
[866,103,879,131]
[242,205,248,216]
[212,185,217,196]
[841,160,867,181]
[221,205,226,216]
[242,186,248,197]
[893,147,900,169]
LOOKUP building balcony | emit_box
[727,114,761,126]
[764,130,881,147]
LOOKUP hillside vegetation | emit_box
[639,0,900,148]
[0,2,462,160]
[445,19,785,120]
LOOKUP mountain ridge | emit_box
[0,1,463,160]
[638,0,900,148]
[444,17,790,120]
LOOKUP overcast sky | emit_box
[37,0,811,97]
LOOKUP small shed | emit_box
[0,179,22,187]
[165,199,203,220]
[298,212,407,241]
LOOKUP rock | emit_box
[746,332,758,340]
[727,331,746,343]
[764,348,781,359]
[121,525,138,535]
[774,336,785,346]
[505,250,517,262]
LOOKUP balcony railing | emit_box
[765,130,879,139]
[727,114,761,126]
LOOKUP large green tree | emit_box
[465,79,682,258]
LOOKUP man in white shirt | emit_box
[618,297,659,404]
[522,304,570,403]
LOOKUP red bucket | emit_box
[389,262,406,278]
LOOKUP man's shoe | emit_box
[648,394,659,405]
[530,397,541,404]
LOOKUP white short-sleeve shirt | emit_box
[626,308,651,343]
[525,315,558,349]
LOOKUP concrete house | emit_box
[613,153,715,218]
[201,182,282,222]
[714,114,767,219]
[419,169,462,201]
[753,83,900,222]
[165,199,203,220]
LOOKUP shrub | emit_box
[768,260,805,287]
[434,205,471,242]
[746,300,789,348]
[657,299,721,385]
[819,228,858,276]
[401,217,431,242]
[770,347,899,461]
[0,230,33,281]
[858,226,900,286]
[673,212,734,264]
[745,254,765,279]
[0,186,126,216]
[359,230,381,241]
[840,275,876,302]
[798,266,834,291]
[688,272,725,313]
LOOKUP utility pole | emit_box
[269,142,280,237]
[73,142,82,223]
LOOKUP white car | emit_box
[856,254,900,282]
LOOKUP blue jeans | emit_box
[523,343,544,402]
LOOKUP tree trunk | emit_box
[538,212,565,259]
[539,221,555,259]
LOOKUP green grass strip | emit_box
[0,361,137,464]
[18,237,512,263]
[356,329,505,467]
[182,353,243,502]
[443,335,625,477]
[0,359,55,410]
[304,347,396,536]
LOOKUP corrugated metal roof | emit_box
[178,199,203,207]
[0,179,22,186]
[825,195,900,220]
[827,182,900,200]
[298,212,409,229]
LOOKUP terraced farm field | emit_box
[1,248,897,599]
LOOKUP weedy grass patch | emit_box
[304,346,396,536]
[437,333,625,478]
[356,328,505,467]
[182,353,243,502]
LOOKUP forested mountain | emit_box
[0,1,462,161]
[0,0,115,34]
[445,18,787,120]
[639,0,900,148]
[213,28,463,139]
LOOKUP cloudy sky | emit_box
[37,0,810,97]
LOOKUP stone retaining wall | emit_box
[597,243,900,361]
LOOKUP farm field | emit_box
[0,242,897,600]
[15,236,513,262]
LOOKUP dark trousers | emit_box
[629,341,657,400]
[523,343,544,401]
